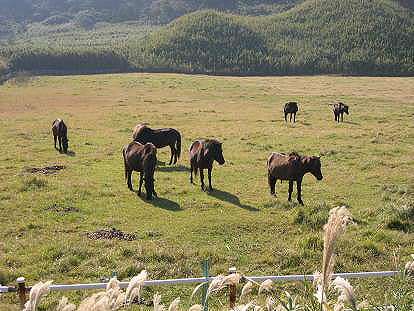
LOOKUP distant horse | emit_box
[333,102,349,122]
[123,141,157,200]
[52,119,69,153]
[284,102,299,123]
[133,124,181,165]
[267,152,323,205]
[190,139,225,191]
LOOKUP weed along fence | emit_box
[0,266,400,309]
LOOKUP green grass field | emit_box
[0,74,413,310]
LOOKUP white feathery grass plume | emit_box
[56,296,76,311]
[125,269,147,304]
[113,291,126,310]
[332,277,357,309]
[258,279,273,295]
[77,292,106,311]
[93,295,111,311]
[190,281,208,302]
[129,287,142,304]
[266,296,275,311]
[168,297,180,311]
[24,280,53,311]
[153,293,165,311]
[240,281,254,300]
[223,273,242,286]
[321,207,352,292]
[188,304,203,311]
[333,301,344,311]
[106,277,120,292]
[254,306,263,311]
[404,254,414,276]
[206,274,226,298]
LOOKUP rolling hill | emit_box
[133,0,414,75]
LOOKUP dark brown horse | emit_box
[52,119,69,153]
[133,124,181,165]
[123,141,157,200]
[333,102,349,122]
[267,152,323,205]
[190,139,225,191]
[284,102,299,123]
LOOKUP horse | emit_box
[333,102,349,122]
[122,141,157,200]
[52,119,69,153]
[267,152,323,205]
[189,139,225,191]
[132,124,181,165]
[284,102,299,123]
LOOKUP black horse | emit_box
[284,102,299,123]
[52,119,69,153]
[133,124,181,165]
[333,102,349,122]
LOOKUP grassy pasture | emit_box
[0,74,413,310]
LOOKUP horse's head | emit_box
[205,140,225,165]
[62,137,69,153]
[303,156,323,180]
[343,105,349,115]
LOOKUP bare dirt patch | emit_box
[87,228,137,241]
[24,165,65,175]
[46,203,80,214]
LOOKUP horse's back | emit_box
[284,102,298,113]
[52,119,66,136]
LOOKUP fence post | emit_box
[16,277,27,309]
[201,259,210,311]
[228,267,237,309]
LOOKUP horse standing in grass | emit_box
[123,141,157,200]
[284,102,299,123]
[333,102,349,122]
[133,124,181,165]
[52,119,69,153]
[267,152,323,205]
[190,139,225,191]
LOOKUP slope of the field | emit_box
[137,0,414,74]
[0,74,413,309]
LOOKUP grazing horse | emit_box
[190,139,225,191]
[52,119,69,153]
[333,102,349,122]
[123,141,157,200]
[133,124,181,165]
[284,102,299,123]
[267,152,323,205]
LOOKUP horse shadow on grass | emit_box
[208,189,259,212]
[65,150,76,157]
[135,192,182,211]
[157,165,190,173]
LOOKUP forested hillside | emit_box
[1,0,413,76]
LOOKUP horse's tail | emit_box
[122,146,128,181]
[175,131,181,159]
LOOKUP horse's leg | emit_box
[200,169,205,191]
[208,167,213,191]
[54,135,57,149]
[190,163,194,184]
[290,113,292,123]
[58,136,62,152]
[138,172,144,196]
[169,145,174,165]
[173,147,178,164]
[127,170,133,191]
[284,112,288,122]
[341,112,344,122]
[297,179,304,205]
[268,173,276,195]
[294,112,296,123]
[288,181,293,201]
